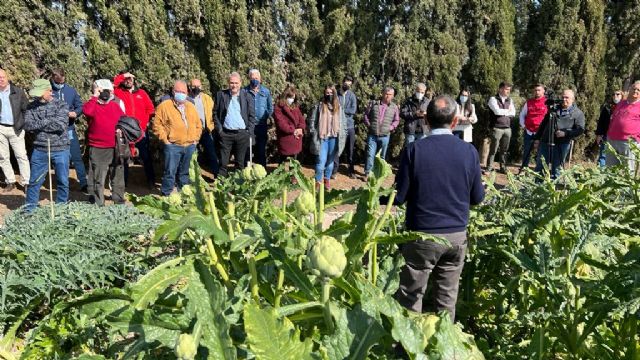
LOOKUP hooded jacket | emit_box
[113,73,155,132]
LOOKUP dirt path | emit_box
[0,162,515,224]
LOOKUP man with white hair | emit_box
[153,80,202,195]
[244,68,273,166]
[83,79,126,205]
[215,72,256,176]
[0,68,30,192]
[401,82,430,146]
[534,89,585,179]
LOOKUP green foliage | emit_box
[0,203,158,352]
[17,159,482,359]
[462,162,640,358]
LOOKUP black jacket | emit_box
[401,96,430,135]
[214,89,256,135]
[534,105,585,145]
[595,103,614,137]
[0,83,30,133]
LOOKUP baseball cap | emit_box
[29,79,52,97]
[94,79,114,91]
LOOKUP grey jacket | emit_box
[339,89,358,129]
[24,99,70,152]
[307,103,347,156]
[534,105,585,145]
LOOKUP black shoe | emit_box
[81,185,89,195]
[348,172,356,179]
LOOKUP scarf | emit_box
[319,103,340,139]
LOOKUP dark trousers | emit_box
[199,130,219,175]
[535,142,571,179]
[520,131,537,170]
[253,124,268,167]
[87,147,125,206]
[218,129,250,177]
[124,131,155,186]
[161,144,196,195]
[333,127,355,175]
[396,232,467,321]
[68,125,87,188]
[487,127,511,169]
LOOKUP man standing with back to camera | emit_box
[391,95,485,321]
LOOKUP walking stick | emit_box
[567,140,574,168]
[47,139,54,219]
[248,135,253,166]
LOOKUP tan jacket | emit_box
[199,92,215,132]
[153,99,203,146]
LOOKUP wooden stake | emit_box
[47,139,54,219]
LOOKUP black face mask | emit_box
[342,84,350,91]
[98,90,111,102]
[190,87,201,96]
[324,94,334,103]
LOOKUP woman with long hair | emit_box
[273,84,306,162]
[454,88,478,142]
[308,85,346,190]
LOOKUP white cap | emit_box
[94,79,114,91]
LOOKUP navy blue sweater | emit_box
[394,132,485,234]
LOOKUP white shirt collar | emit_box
[430,128,453,136]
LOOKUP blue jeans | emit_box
[315,137,337,182]
[161,144,196,196]
[405,132,426,146]
[520,132,536,169]
[68,125,87,188]
[598,137,607,168]
[535,142,571,179]
[25,149,70,212]
[199,130,219,175]
[365,134,390,174]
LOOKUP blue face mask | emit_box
[250,79,260,88]
[459,95,468,103]
[174,92,188,103]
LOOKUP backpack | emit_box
[115,116,142,165]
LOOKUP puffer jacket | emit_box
[24,98,69,152]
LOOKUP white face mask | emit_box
[415,92,424,101]
[613,98,621,104]
[459,95,468,103]
[287,97,295,105]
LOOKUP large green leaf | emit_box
[244,303,314,360]
[425,313,485,360]
[184,259,236,359]
[129,258,192,311]
[154,212,230,244]
[322,304,386,360]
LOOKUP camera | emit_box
[544,89,563,110]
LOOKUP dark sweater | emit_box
[24,99,70,152]
[394,132,485,234]
[533,105,585,144]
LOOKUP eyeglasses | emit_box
[632,88,640,92]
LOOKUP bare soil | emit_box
[0,162,516,224]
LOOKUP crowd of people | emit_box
[0,66,639,212]
[1,65,639,323]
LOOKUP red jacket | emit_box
[274,103,306,156]
[113,74,155,132]
[524,97,548,133]
[83,97,125,148]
